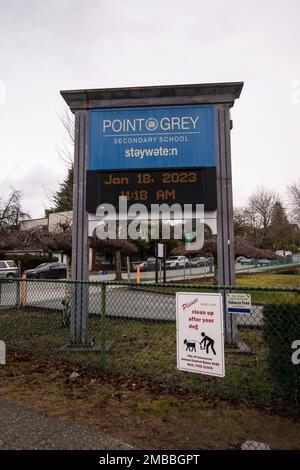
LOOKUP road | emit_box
[89,260,275,282]
[91,263,215,282]
[90,256,300,282]
[1,256,298,327]
[0,280,263,326]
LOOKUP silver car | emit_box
[165,256,190,269]
[190,257,209,267]
[0,260,18,279]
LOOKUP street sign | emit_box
[226,293,251,314]
[176,292,225,377]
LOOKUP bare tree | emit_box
[45,106,75,214]
[0,188,29,235]
[233,207,249,238]
[248,188,279,247]
[287,179,300,224]
[56,105,75,165]
[0,226,72,327]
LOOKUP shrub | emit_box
[273,267,299,275]
[263,303,300,402]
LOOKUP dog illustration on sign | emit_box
[184,339,196,352]
[183,332,216,355]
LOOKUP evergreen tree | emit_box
[45,166,73,215]
[268,201,292,249]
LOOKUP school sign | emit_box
[88,105,215,170]
[61,83,243,345]
[86,105,216,212]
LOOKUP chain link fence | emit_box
[1,278,300,412]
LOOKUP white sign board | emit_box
[226,293,251,314]
[176,292,225,377]
[157,243,164,258]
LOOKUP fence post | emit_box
[16,261,21,307]
[101,283,107,370]
[136,265,141,284]
[126,256,130,282]
[21,273,27,307]
[209,257,213,274]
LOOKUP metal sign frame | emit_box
[61,82,243,345]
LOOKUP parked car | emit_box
[139,258,157,272]
[236,257,255,266]
[0,260,18,279]
[25,262,67,279]
[165,256,190,269]
[275,250,293,259]
[130,261,142,272]
[131,258,158,272]
[190,257,209,267]
[257,258,272,267]
[130,260,148,271]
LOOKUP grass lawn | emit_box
[1,352,300,449]
[130,271,300,304]
[0,309,289,409]
[1,273,299,449]
[0,271,299,411]
[158,270,300,288]
[236,271,300,288]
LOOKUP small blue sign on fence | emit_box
[226,293,252,314]
[88,105,215,171]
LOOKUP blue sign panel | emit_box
[88,105,215,171]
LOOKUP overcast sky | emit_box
[0,0,300,218]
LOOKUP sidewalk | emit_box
[0,400,134,450]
